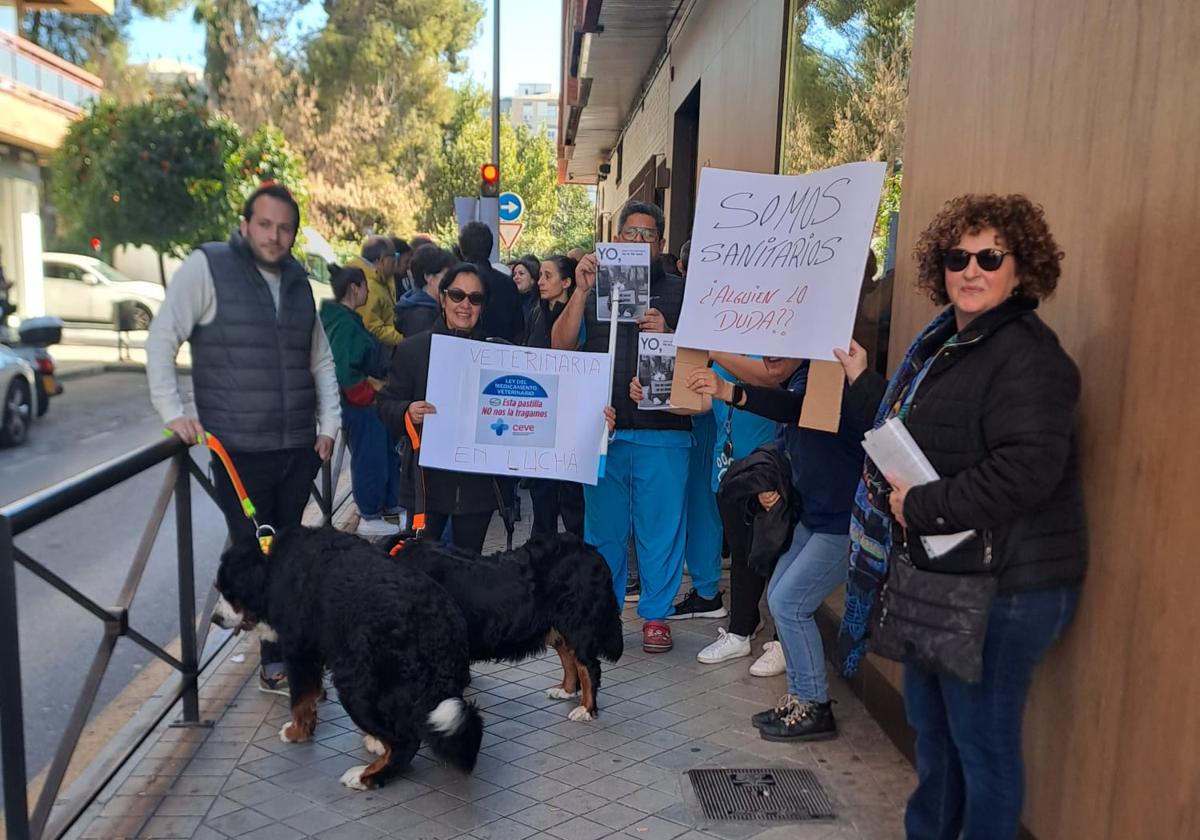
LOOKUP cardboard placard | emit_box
[667,347,708,411]
[798,360,845,433]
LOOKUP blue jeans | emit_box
[903,585,1080,840]
[342,404,400,519]
[766,520,849,702]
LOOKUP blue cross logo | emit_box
[490,418,509,437]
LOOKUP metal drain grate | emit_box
[687,768,835,822]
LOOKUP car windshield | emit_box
[90,261,136,283]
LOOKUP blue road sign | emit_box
[498,191,525,222]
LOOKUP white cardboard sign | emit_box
[675,162,887,360]
[419,335,612,485]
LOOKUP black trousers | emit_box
[728,547,770,638]
[211,446,321,668]
[529,479,585,537]
[423,510,494,554]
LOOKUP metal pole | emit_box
[491,0,500,170]
[0,515,31,840]
[174,451,200,723]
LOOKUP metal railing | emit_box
[0,31,102,112]
[0,435,343,840]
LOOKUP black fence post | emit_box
[174,450,200,724]
[0,514,31,839]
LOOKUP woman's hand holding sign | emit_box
[686,367,734,403]
[575,253,598,293]
[629,376,645,403]
[637,308,670,333]
[407,400,437,424]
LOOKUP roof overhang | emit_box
[557,0,685,185]
[21,0,115,15]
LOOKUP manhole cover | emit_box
[686,768,835,822]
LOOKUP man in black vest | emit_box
[146,183,340,695]
[459,221,525,343]
[551,200,691,654]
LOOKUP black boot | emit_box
[751,694,797,730]
[758,700,837,742]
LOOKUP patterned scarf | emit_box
[837,307,959,677]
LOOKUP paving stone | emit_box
[544,789,609,817]
[510,802,573,831]
[327,790,401,819]
[619,787,679,815]
[205,805,273,836]
[515,730,570,751]
[474,762,538,789]
[439,803,502,833]
[587,774,642,802]
[154,795,216,817]
[470,816,539,840]
[609,739,669,761]
[357,803,427,832]
[225,778,287,807]
[491,719,538,740]
[511,775,575,802]
[137,814,203,837]
[281,804,350,834]
[483,741,540,762]
[544,815,608,840]
[544,741,601,763]
[254,791,316,819]
[546,763,606,788]
[389,818,458,840]
[240,823,309,840]
[312,821,390,840]
[407,790,472,817]
[477,789,541,817]
[512,751,571,775]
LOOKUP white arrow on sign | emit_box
[498,191,525,222]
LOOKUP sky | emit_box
[125,0,563,96]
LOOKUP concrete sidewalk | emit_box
[63,510,912,840]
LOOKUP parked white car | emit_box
[0,344,37,447]
[42,253,166,330]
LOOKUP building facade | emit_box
[501,82,561,142]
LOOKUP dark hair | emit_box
[390,237,411,257]
[329,265,366,301]
[438,262,488,301]
[242,183,300,228]
[541,255,577,290]
[361,236,391,264]
[914,194,1063,304]
[617,200,665,240]
[679,240,691,270]
[410,245,456,288]
[513,255,540,283]
[458,221,493,261]
[410,234,436,249]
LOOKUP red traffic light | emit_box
[89,237,102,251]
[480,163,499,183]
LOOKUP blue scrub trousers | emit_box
[584,437,689,621]
[684,412,723,599]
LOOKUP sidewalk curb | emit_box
[56,363,191,382]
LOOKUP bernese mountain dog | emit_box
[387,531,624,721]
[211,526,483,791]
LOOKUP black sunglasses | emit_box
[443,287,485,306]
[941,248,1013,272]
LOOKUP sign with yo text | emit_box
[675,162,886,360]
[421,335,612,485]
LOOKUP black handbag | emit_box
[868,532,997,683]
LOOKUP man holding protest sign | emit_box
[552,201,690,654]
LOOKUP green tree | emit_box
[551,186,596,254]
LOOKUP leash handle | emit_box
[404,412,426,534]
[203,433,257,521]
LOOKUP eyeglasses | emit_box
[443,287,485,306]
[941,248,1013,272]
[620,226,658,242]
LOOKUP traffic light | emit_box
[480,163,500,198]
[89,237,102,252]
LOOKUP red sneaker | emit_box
[642,621,673,653]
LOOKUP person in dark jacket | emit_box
[459,221,525,343]
[551,201,690,655]
[524,255,584,536]
[834,194,1085,840]
[376,263,497,553]
[509,254,540,321]
[395,245,454,338]
[688,357,873,743]
[320,265,400,537]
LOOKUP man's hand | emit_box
[407,401,437,424]
[166,416,206,446]
[636,308,670,333]
[314,435,334,462]
[687,368,734,403]
[576,253,598,292]
[758,490,780,512]
[886,474,910,529]
[833,340,869,384]
[629,376,645,403]
[603,405,616,432]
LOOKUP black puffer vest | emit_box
[582,266,690,432]
[191,233,317,452]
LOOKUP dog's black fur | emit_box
[387,531,624,720]
[215,526,483,789]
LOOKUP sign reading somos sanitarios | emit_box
[675,162,886,361]
[420,335,613,484]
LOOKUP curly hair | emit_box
[913,194,1064,305]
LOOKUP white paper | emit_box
[862,418,975,557]
[675,162,887,360]
[636,333,677,411]
[420,335,612,484]
[596,243,651,322]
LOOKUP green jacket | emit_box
[319,300,377,405]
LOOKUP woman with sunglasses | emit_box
[377,263,497,552]
[835,194,1086,839]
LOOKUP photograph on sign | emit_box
[596,243,651,322]
[420,335,611,484]
[636,333,677,411]
[674,161,887,360]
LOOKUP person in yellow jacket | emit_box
[350,236,403,346]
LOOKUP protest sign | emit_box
[637,333,676,410]
[420,335,612,484]
[596,243,651,322]
[667,347,707,412]
[674,162,886,360]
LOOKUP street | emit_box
[0,371,230,800]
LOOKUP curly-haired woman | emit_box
[834,194,1086,839]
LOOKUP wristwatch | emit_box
[727,384,744,407]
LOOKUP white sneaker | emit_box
[697,628,752,665]
[356,517,400,537]
[749,640,787,677]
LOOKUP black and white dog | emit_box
[212,526,482,790]
[388,531,624,721]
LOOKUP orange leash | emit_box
[388,413,427,557]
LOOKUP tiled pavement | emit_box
[66,512,913,840]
